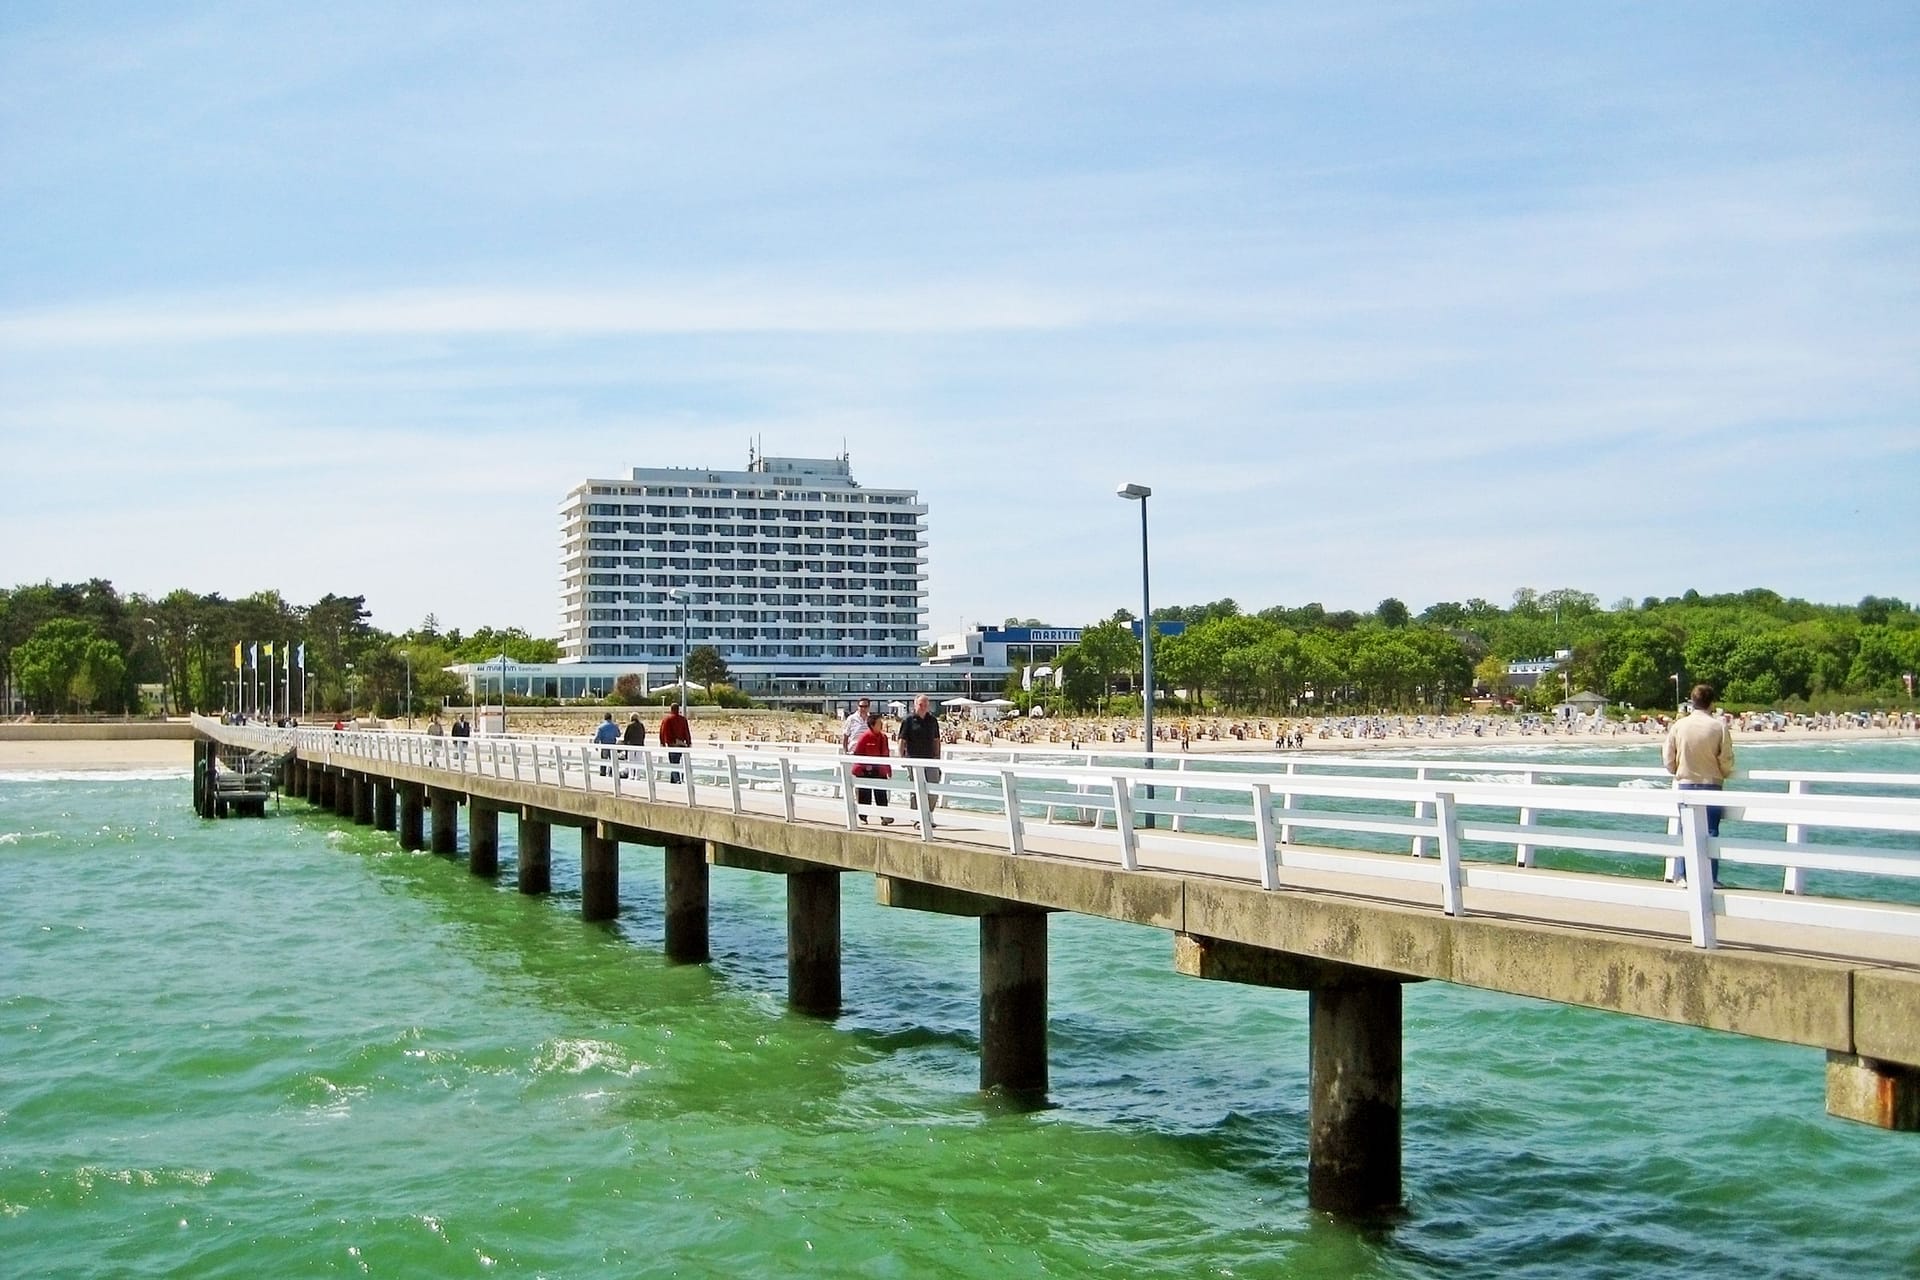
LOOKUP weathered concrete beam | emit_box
[710,841,831,876]
[876,874,1050,919]
[1854,968,1920,1067]
[1826,1052,1920,1130]
[1174,933,1425,991]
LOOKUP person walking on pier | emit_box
[897,693,942,827]
[660,703,692,783]
[852,711,893,824]
[450,713,471,765]
[594,712,619,776]
[426,712,446,765]
[1664,682,1735,880]
[842,697,872,755]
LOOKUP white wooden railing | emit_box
[200,719,1920,953]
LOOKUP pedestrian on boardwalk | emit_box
[622,714,647,747]
[426,711,446,764]
[660,703,692,783]
[1663,682,1735,881]
[852,711,894,824]
[896,693,942,826]
[594,711,619,775]
[450,713,471,764]
[842,697,872,755]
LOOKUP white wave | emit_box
[0,830,58,845]
[0,767,193,783]
[531,1037,644,1078]
[1618,778,1668,790]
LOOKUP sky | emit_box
[3,1,1916,640]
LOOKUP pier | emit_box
[194,717,1920,1215]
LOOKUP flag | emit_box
[296,642,306,667]
[263,642,274,660]
[248,643,258,669]
[1021,665,1032,691]
[233,642,242,670]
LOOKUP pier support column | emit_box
[305,762,321,806]
[429,790,459,855]
[1308,981,1403,1217]
[352,773,375,825]
[1827,1052,1920,1130]
[788,870,841,1016]
[334,771,355,818]
[516,811,551,894]
[375,780,396,832]
[664,838,709,963]
[283,757,302,799]
[980,911,1049,1097]
[398,785,425,852]
[469,805,499,878]
[582,826,620,921]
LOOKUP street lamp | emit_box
[1670,672,1682,713]
[399,650,413,729]
[497,653,509,735]
[1116,482,1155,826]
[667,587,690,712]
[344,663,357,718]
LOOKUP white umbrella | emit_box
[941,696,980,707]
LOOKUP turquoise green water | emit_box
[4,743,1918,1278]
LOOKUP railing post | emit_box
[1678,801,1718,949]
[1280,761,1296,845]
[841,761,860,829]
[1784,778,1807,894]
[684,750,697,806]
[1001,769,1025,856]
[1411,767,1432,857]
[1664,805,1682,882]
[1435,792,1464,917]
[611,748,622,797]
[1173,756,1190,833]
[643,748,657,802]
[1251,782,1279,889]
[1515,770,1538,867]
[531,744,542,785]
[1111,774,1139,871]
[727,753,743,813]
[913,764,932,837]
[580,745,593,792]
[778,755,795,822]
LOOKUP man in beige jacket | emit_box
[1663,683,1735,880]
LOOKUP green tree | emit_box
[686,646,730,688]
[14,618,122,713]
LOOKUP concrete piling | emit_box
[664,838,710,962]
[1307,981,1403,1216]
[469,805,499,878]
[374,780,396,832]
[980,912,1049,1097]
[429,790,458,855]
[582,827,619,920]
[398,785,424,851]
[353,773,374,825]
[516,811,551,894]
[787,869,841,1016]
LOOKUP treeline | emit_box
[1043,588,1920,714]
[0,580,559,716]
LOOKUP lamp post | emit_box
[667,587,689,712]
[345,663,357,718]
[399,650,413,729]
[1116,482,1155,826]
[1671,672,1682,713]
[498,653,509,735]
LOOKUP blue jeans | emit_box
[1677,782,1725,882]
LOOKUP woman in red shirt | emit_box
[851,712,894,824]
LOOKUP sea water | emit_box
[3,741,1918,1278]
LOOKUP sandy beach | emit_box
[0,739,195,772]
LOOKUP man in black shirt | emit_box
[896,694,943,825]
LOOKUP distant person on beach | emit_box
[896,694,942,823]
[660,704,692,783]
[1663,682,1734,876]
[842,697,872,755]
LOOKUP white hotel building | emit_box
[450,453,1014,709]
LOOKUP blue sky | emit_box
[3,2,1915,638]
